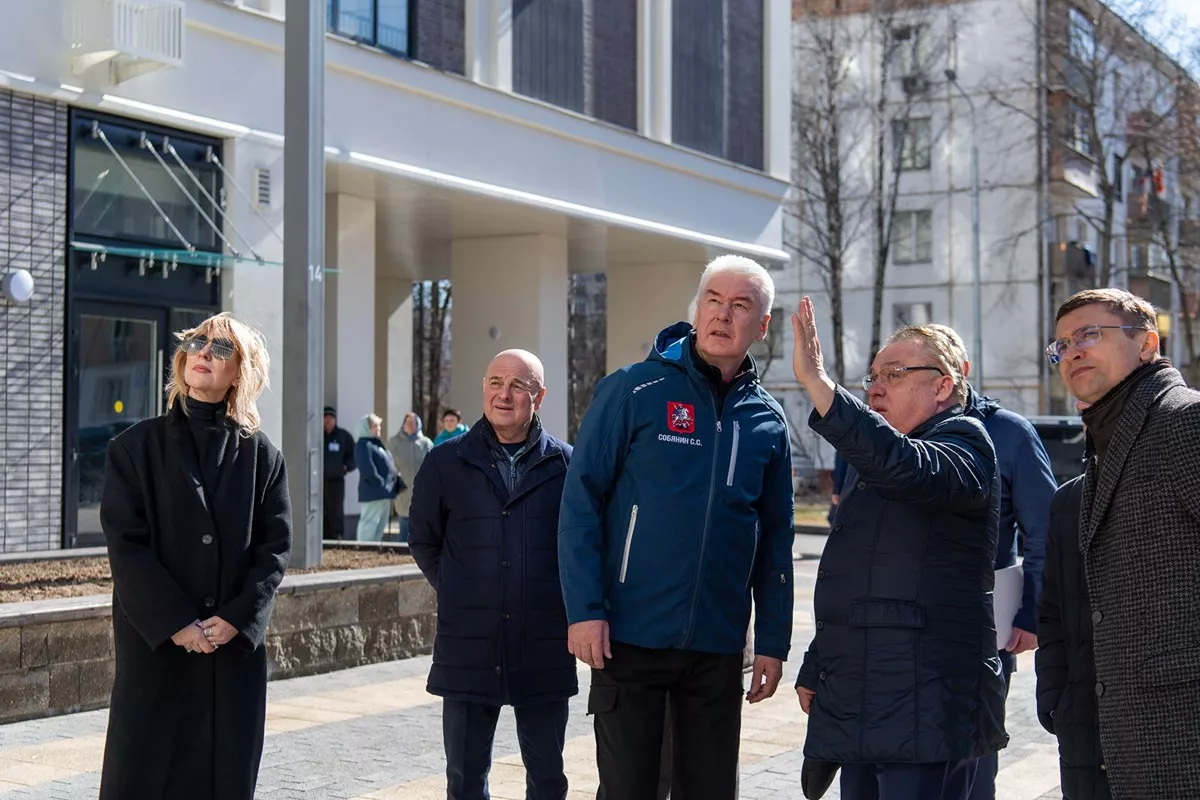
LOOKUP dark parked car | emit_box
[1028,416,1087,486]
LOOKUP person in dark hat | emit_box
[323,406,356,540]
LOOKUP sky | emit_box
[1150,0,1199,66]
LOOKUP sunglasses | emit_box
[181,334,237,362]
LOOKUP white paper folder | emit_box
[993,564,1024,650]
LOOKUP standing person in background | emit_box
[323,407,356,540]
[355,414,403,543]
[434,408,469,446]
[1036,401,1111,800]
[929,325,1057,800]
[387,412,434,543]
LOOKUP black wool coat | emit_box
[798,388,1008,764]
[1036,475,1112,800]
[408,418,578,706]
[1080,367,1200,798]
[99,401,292,800]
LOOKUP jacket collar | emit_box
[649,322,759,393]
[909,403,965,439]
[1080,365,1186,554]
[455,415,566,505]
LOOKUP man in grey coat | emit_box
[1047,288,1200,797]
[387,412,434,542]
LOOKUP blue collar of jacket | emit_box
[649,322,759,393]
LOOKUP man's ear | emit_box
[1141,330,1161,361]
[533,386,547,410]
[757,313,771,342]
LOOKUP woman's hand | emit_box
[198,616,239,648]
[791,297,837,417]
[171,620,216,654]
[797,685,816,715]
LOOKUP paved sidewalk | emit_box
[0,560,1063,799]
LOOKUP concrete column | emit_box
[763,0,791,180]
[325,193,377,515]
[605,261,703,373]
[450,234,569,437]
[495,0,515,92]
[643,0,672,143]
[376,276,414,439]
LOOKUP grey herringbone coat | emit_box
[1080,366,1200,798]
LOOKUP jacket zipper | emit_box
[726,421,741,486]
[618,505,639,583]
[681,392,725,647]
[745,520,760,590]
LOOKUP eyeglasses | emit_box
[181,334,237,362]
[861,365,944,392]
[1045,325,1147,365]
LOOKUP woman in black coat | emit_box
[1036,472,1111,800]
[99,312,292,800]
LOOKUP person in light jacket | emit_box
[387,412,433,542]
[99,312,291,800]
[355,414,403,542]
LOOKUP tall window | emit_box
[892,25,930,77]
[894,302,934,328]
[892,117,932,170]
[327,0,410,55]
[1067,100,1093,156]
[1068,7,1095,63]
[894,210,934,263]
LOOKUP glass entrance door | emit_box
[70,306,162,544]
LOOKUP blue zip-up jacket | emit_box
[558,322,795,660]
[965,388,1057,635]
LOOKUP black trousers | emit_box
[966,649,1015,800]
[323,478,346,540]
[442,698,569,800]
[840,759,979,800]
[590,641,743,800]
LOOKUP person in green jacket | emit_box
[434,408,469,446]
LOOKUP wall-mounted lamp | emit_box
[1,269,34,304]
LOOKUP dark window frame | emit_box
[327,0,413,58]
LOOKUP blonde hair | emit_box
[885,325,969,406]
[167,312,270,435]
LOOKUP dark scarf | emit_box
[184,396,233,495]
[1081,360,1173,466]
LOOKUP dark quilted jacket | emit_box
[1080,366,1200,798]
[408,416,578,707]
[797,387,1008,764]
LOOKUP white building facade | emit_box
[0,0,792,551]
[781,0,1198,477]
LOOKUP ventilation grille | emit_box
[254,167,271,210]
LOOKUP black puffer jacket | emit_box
[1036,475,1111,800]
[798,388,1008,764]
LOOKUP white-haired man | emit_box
[559,254,795,798]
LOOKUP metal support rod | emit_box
[283,0,326,569]
[947,72,984,390]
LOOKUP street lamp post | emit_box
[283,0,326,568]
[947,69,983,391]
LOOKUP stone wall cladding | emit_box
[414,0,467,75]
[0,88,68,553]
[0,566,436,724]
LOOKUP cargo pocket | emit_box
[586,684,618,716]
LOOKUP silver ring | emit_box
[204,628,213,637]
